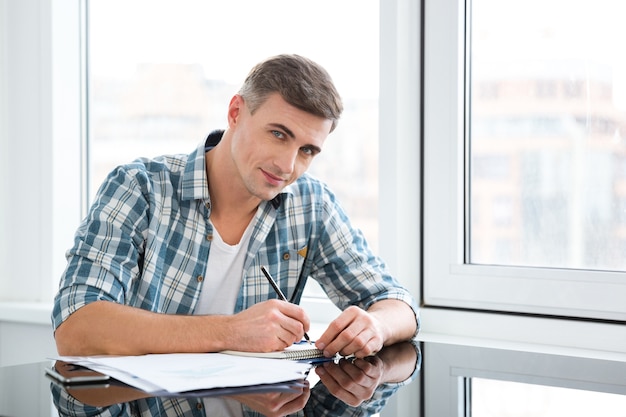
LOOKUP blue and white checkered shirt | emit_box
[52,132,418,330]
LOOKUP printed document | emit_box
[53,353,311,393]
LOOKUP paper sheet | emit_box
[53,353,311,393]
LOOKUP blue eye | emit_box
[271,130,285,139]
[301,146,319,157]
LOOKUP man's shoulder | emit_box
[280,173,340,209]
[113,143,201,183]
[129,153,189,175]
[99,147,202,199]
[288,173,329,197]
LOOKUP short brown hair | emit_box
[238,54,343,132]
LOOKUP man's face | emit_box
[227,93,333,201]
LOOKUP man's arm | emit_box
[314,299,417,359]
[54,299,311,356]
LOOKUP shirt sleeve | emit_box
[309,185,420,326]
[52,164,150,331]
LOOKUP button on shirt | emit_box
[52,133,418,330]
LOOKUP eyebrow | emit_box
[269,123,295,139]
[269,123,322,154]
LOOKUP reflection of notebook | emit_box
[222,342,326,361]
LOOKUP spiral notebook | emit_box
[222,341,326,361]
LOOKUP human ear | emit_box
[227,94,244,127]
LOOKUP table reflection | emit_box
[50,341,421,417]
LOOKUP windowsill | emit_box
[0,302,53,326]
[418,307,626,359]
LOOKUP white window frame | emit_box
[423,0,626,322]
[378,0,422,303]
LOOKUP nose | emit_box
[273,148,298,175]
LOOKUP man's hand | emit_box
[315,341,420,406]
[225,299,311,353]
[315,306,386,358]
[229,380,310,417]
[315,357,384,406]
[315,299,417,358]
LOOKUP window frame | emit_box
[423,0,626,322]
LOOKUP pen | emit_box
[261,265,312,344]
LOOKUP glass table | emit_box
[0,341,420,417]
[2,339,626,416]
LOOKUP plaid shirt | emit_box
[52,132,418,330]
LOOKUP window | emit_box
[423,0,626,320]
[87,0,379,316]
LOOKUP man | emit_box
[52,54,418,359]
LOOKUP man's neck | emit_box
[205,144,260,245]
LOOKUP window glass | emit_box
[469,0,626,271]
[88,0,379,300]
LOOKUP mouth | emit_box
[261,169,286,186]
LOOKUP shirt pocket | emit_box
[275,244,309,302]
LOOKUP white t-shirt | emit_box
[194,219,254,315]
[196,220,253,417]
